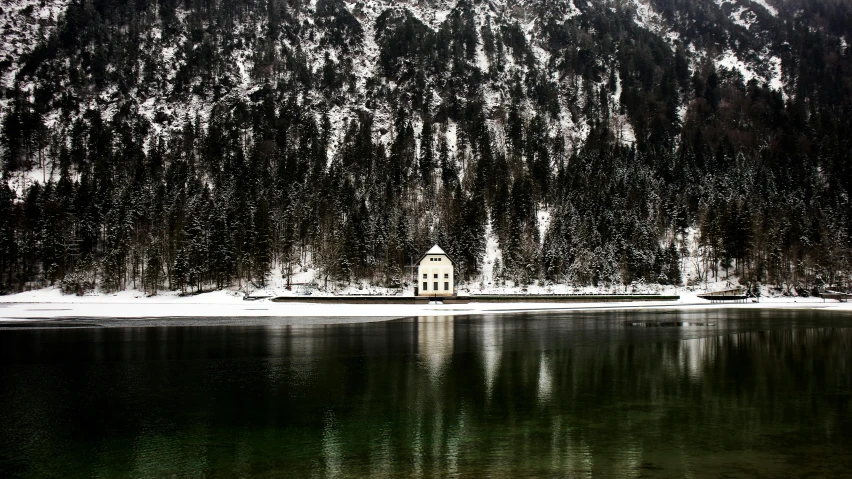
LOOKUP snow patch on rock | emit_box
[768,55,785,98]
[631,0,665,35]
[0,0,70,89]
[715,49,785,96]
[749,0,778,17]
[731,6,758,30]
[717,50,759,82]
[480,222,504,288]
[537,208,551,242]
[5,167,57,199]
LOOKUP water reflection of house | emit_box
[417,316,454,380]
[481,318,502,399]
[537,354,553,403]
[680,337,711,379]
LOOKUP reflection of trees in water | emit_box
[321,409,342,477]
[331,323,851,477]
[1,318,849,477]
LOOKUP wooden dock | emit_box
[271,294,680,304]
[820,292,850,302]
[697,287,750,303]
[462,294,679,303]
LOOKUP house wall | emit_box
[417,255,454,296]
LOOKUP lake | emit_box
[1,309,851,477]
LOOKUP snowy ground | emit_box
[1,287,850,323]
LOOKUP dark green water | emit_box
[1,309,851,478]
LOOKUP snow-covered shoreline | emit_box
[1,288,850,324]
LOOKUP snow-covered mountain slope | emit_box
[0,0,70,116]
[1,0,850,296]
[1,0,813,154]
[0,0,69,87]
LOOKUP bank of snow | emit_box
[1,287,850,323]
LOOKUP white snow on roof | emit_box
[426,245,447,255]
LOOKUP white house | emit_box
[416,245,455,297]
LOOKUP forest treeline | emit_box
[1,0,851,294]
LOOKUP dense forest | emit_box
[1,0,851,295]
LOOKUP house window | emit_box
[444,274,449,279]
[423,273,427,279]
[444,282,449,291]
[434,274,438,278]
[423,282,428,291]
[434,282,438,291]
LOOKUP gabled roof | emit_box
[416,244,455,266]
